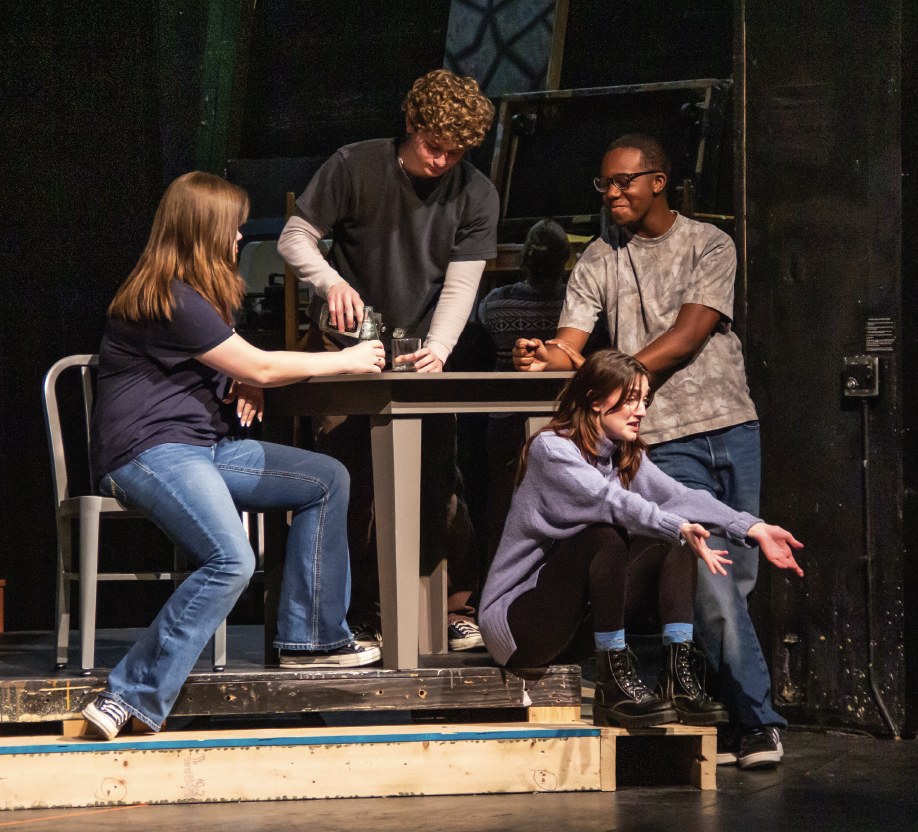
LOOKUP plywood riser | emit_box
[0,723,715,810]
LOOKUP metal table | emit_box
[267,372,572,669]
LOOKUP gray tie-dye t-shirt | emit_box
[558,212,757,444]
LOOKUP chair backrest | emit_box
[238,240,286,295]
[42,354,98,508]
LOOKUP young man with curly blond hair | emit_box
[280,68,497,369]
[279,69,499,650]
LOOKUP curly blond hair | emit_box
[403,69,494,149]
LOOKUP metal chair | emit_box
[43,354,236,676]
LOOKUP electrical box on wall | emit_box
[844,356,879,397]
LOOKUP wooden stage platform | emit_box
[0,626,579,724]
[0,626,716,809]
[0,722,715,810]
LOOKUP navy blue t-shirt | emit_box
[89,280,235,485]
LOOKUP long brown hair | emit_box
[517,350,651,488]
[108,171,250,325]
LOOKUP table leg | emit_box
[419,558,447,655]
[371,415,422,669]
[526,415,552,439]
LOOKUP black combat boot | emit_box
[593,647,678,728]
[656,641,729,726]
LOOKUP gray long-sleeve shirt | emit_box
[478,431,762,665]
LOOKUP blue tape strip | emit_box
[1,727,599,756]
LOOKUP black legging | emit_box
[505,523,697,668]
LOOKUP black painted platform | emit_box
[0,627,580,724]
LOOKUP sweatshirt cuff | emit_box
[310,273,347,299]
[728,512,763,546]
[424,338,451,364]
[659,512,686,541]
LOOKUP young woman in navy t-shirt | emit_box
[82,172,385,740]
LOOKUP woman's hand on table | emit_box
[747,522,804,576]
[413,347,443,373]
[680,522,733,576]
[341,340,385,374]
[224,381,264,427]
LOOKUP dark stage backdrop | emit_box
[237,0,452,159]
[0,0,453,634]
[1,1,208,634]
[742,0,916,735]
[560,0,733,89]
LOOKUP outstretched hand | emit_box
[680,522,733,576]
[747,523,804,576]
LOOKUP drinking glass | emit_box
[391,338,422,371]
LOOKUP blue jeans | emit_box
[649,422,787,730]
[99,438,352,729]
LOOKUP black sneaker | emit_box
[349,619,383,649]
[279,642,381,668]
[717,729,739,765]
[737,726,784,769]
[82,696,131,740]
[447,613,484,651]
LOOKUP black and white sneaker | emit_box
[447,613,484,651]
[279,642,382,668]
[82,696,131,740]
[737,726,784,769]
[349,619,383,649]
[716,729,739,765]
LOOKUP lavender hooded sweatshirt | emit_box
[479,431,762,666]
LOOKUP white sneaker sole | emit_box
[280,645,382,667]
[82,701,125,741]
[717,750,738,765]
[449,634,485,651]
[737,741,784,769]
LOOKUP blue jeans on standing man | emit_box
[98,438,352,730]
[649,421,787,730]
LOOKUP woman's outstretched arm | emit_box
[632,457,804,575]
[197,333,385,387]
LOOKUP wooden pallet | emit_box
[0,721,715,810]
[1,664,580,724]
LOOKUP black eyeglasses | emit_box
[593,170,662,193]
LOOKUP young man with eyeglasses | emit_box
[513,134,790,770]
[278,69,499,651]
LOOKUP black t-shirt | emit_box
[89,280,234,484]
[296,138,500,341]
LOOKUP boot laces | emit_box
[612,649,651,699]
[676,642,703,697]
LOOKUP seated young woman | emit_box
[81,172,386,741]
[478,349,803,728]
